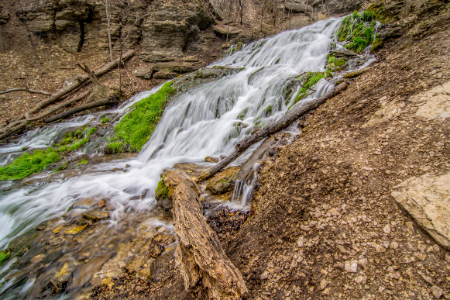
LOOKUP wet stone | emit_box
[82,211,110,222]
[73,198,99,209]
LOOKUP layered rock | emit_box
[139,3,212,62]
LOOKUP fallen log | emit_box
[0,120,27,140]
[0,88,51,96]
[44,95,118,123]
[344,67,370,78]
[26,50,134,117]
[164,170,248,299]
[28,90,91,122]
[198,82,348,182]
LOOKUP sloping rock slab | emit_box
[391,173,450,249]
[213,25,242,35]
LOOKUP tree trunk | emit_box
[198,82,348,182]
[105,0,113,62]
[164,170,248,299]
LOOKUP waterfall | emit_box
[0,18,344,251]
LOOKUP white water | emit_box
[0,18,346,250]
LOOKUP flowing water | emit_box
[0,17,375,298]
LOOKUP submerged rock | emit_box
[82,211,110,222]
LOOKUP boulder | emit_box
[82,210,110,222]
[133,65,153,79]
[212,25,242,36]
[391,173,450,249]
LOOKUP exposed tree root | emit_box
[164,170,248,299]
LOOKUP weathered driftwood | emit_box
[26,50,134,117]
[198,82,348,182]
[164,170,248,299]
[0,88,51,96]
[0,120,27,140]
[45,96,118,123]
[344,67,370,78]
[28,90,91,122]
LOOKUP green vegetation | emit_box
[371,38,384,52]
[75,160,88,167]
[255,120,265,129]
[0,250,10,266]
[338,11,376,53]
[101,117,110,123]
[263,105,273,116]
[113,82,174,152]
[327,55,336,64]
[107,142,124,154]
[294,72,325,103]
[0,149,60,181]
[156,178,169,200]
[335,58,346,67]
[54,161,68,172]
[237,107,249,120]
[68,138,89,152]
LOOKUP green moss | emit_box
[371,38,384,52]
[107,142,124,154]
[0,148,60,181]
[75,160,88,167]
[0,250,10,266]
[156,178,169,200]
[101,117,110,123]
[263,105,272,115]
[337,11,376,54]
[335,58,346,67]
[294,72,325,104]
[255,120,265,129]
[54,161,68,172]
[68,138,89,152]
[326,67,333,78]
[237,107,249,120]
[57,145,67,152]
[113,82,174,152]
[327,55,336,64]
[86,127,97,137]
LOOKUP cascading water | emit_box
[0,17,374,298]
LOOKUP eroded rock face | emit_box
[391,173,450,249]
[205,166,240,195]
[140,3,212,62]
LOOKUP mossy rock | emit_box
[371,38,384,52]
[156,178,170,201]
[0,250,10,266]
[335,58,346,67]
[206,166,240,195]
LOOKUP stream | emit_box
[0,17,376,299]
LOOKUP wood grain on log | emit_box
[198,82,348,182]
[165,170,248,299]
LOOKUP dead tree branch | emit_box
[198,82,348,181]
[0,88,51,96]
[44,95,119,123]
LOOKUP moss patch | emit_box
[0,148,60,181]
[156,178,169,200]
[371,38,384,52]
[107,142,124,154]
[113,82,175,152]
[338,11,376,53]
[0,250,10,266]
[294,72,325,103]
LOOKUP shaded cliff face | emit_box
[0,0,376,59]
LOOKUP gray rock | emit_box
[133,65,153,79]
[344,260,358,273]
[391,173,450,249]
[285,2,313,13]
[431,285,444,299]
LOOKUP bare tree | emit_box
[239,0,243,25]
[105,0,113,62]
[0,26,4,53]
[18,0,38,59]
